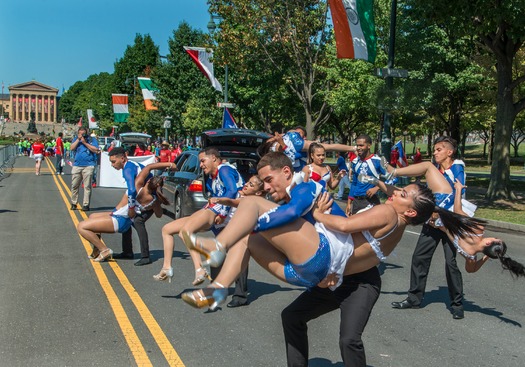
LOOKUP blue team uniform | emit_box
[349,155,386,199]
[434,159,466,210]
[282,131,307,172]
[205,163,244,234]
[122,160,151,209]
[254,180,347,288]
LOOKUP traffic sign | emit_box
[217,102,236,108]
[375,68,408,78]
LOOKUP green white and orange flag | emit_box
[137,77,158,110]
[329,0,376,63]
[112,94,129,123]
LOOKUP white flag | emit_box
[184,46,223,92]
[87,109,98,129]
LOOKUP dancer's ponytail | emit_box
[483,241,525,278]
[434,207,487,239]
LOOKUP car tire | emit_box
[174,194,182,220]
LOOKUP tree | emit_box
[319,41,384,144]
[411,0,525,200]
[511,114,525,157]
[113,34,161,133]
[396,2,489,150]
[210,0,333,138]
[153,22,220,139]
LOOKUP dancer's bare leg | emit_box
[159,209,216,279]
[393,162,451,194]
[188,233,287,301]
[191,196,320,265]
[160,217,190,269]
[179,209,217,282]
[77,213,114,251]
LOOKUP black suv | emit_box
[163,129,271,219]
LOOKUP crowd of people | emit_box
[62,126,524,367]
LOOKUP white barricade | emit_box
[99,152,156,188]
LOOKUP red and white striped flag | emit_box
[183,46,223,92]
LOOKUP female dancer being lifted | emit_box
[178,152,485,310]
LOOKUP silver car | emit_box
[163,128,271,219]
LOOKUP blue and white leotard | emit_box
[254,178,350,289]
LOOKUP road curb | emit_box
[482,218,525,233]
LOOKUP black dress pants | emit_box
[407,224,464,309]
[282,267,381,367]
[122,210,154,258]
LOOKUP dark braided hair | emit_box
[407,184,488,239]
[406,184,525,278]
[147,176,170,205]
[483,240,525,278]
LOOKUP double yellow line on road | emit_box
[44,157,185,367]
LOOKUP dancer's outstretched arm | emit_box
[389,161,451,194]
[313,193,397,235]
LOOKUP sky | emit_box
[1,0,212,95]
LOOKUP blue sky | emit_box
[1,0,211,94]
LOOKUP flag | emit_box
[183,46,223,92]
[222,108,238,129]
[77,117,83,127]
[395,140,408,167]
[328,0,376,63]
[112,94,129,123]
[87,109,98,129]
[109,127,115,137]
[137,77,158,110]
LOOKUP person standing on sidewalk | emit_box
[109,147,155,266]
[391,136,467,319]
[55,132,64,175]
[346,134,385,215]
[70,127,99,211]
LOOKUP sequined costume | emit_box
[254,178,349,289]
[204,162,244,234]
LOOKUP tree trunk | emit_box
[486,55,516,200]
[426,131,433,157]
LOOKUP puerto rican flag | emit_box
[395,140,408,167]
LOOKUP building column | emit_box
[10,94,15,121]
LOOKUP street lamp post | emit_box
[380,0,398,161]
[164,116,172,142]
[207,10,229,105]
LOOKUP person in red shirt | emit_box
[158,141,171,163]
[412,147,422,164]
[173,143,182,159]
[134,143,145,156]
[390,147,400,167]
[32,137,46,175]
[169,144,179,162]
[144,146,154,156]
[55,132,65,175]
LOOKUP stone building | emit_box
[8,81,59,123]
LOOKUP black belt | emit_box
[354,195,376,200]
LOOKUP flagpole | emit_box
[381,0,398,161]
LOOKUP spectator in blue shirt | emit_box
[70,127,99,211]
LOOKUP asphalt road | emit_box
[0,156,524,367]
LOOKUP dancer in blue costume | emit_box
[153,147,244,285]
[264,126,358,172]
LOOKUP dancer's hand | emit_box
[209,197,222,205]
[317,273,339,288]
[314,192,333,214]
[214,215,225,225]
[454,178,466,192]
